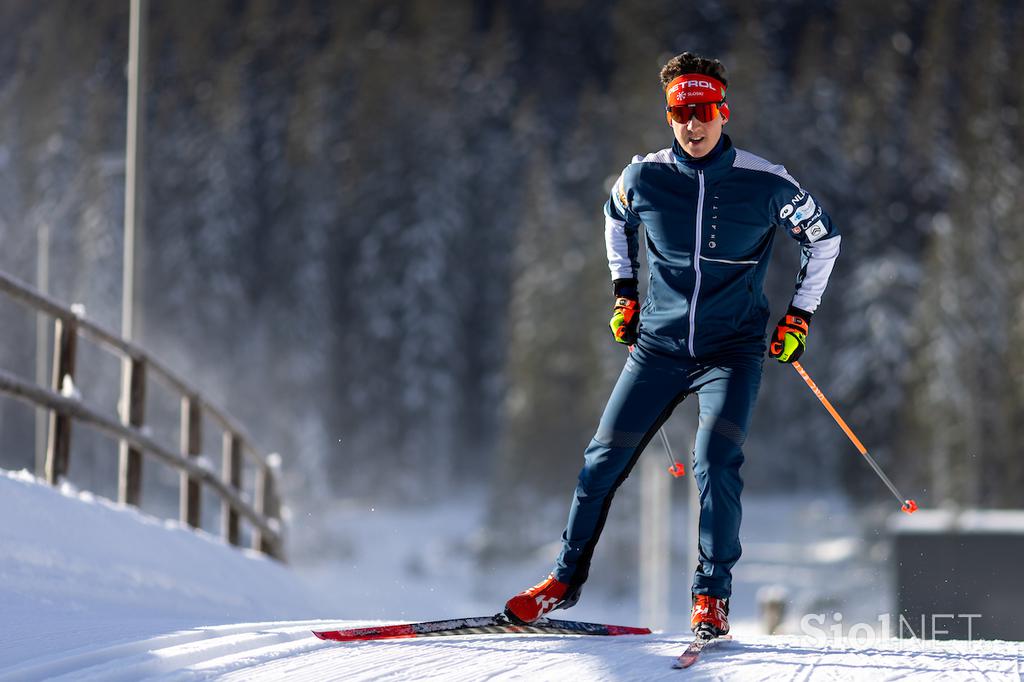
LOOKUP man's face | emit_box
[670,108,724,158]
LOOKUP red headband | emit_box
[665,73,730,122]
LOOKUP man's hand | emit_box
[769,307,811,363]
[610,297,639,344]
[609,278,639,345]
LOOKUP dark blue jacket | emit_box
[605,135,841,358]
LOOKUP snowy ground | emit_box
[2,468,1022,680]
[5,623,1022,681]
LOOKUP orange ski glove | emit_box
[609,278,640,345]
[769,306,811,363]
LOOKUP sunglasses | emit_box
[666,102,724,124]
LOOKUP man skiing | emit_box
[504,51,841,638]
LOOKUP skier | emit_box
[504,51,841,638]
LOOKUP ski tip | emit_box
[605,624,653,636]
[672,633,732,668]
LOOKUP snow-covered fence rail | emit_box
[0,269,283,560]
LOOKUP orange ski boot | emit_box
[504,574,578,624]
[690,594,730,638]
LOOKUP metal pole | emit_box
[687,447,700,597]
[122,0,147,342]
[34,221,50,476]
[639,453,670,630]
[119,0,148,502]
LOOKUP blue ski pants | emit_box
[553,343,764,599]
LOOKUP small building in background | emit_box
[891,510,1024,640]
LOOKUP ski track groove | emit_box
[955,644,1007,682]
[205,634,666,681]
[241,641,484,682]
[0,621,330,682]
[4,624,1024,681]
[221,636,609,682]
[790,641,830,682]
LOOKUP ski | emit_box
[672,634,732,669]
[313,614,651,642]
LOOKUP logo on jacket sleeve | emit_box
[780,190,807,221]
[615,178,629,211]
[790,195,817,224]
[804,220,828,242]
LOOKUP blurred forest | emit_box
[1,0,1023,536]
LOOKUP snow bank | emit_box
[0,469,328,668]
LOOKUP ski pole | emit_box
[790,361,918,514]
[629,344,685,478]
[658,426,686,478]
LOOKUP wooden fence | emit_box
[0,269,283,560]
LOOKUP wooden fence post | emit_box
[179,395,202,528]
[118,357,146,506]
[45,316,77,484]
[252,459,281,558]
[252,464,268,553]
[222,432,242,546]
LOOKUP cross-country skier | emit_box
[504,51,841,637]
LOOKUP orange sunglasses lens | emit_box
[667,102,721,124]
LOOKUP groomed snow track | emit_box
[2,623,1022,681]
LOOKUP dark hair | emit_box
[660,52,729,90]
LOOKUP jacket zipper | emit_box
[688,170,705,357]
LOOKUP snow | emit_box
[59,374,80,400]
[0,469,327,671]
[2,468,1023,680]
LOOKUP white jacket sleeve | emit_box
[604,163,642,281]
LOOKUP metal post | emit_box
[687,450,700,595]
[639,453,670,630]
[119,0,148,503]
[122,0,147,343]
